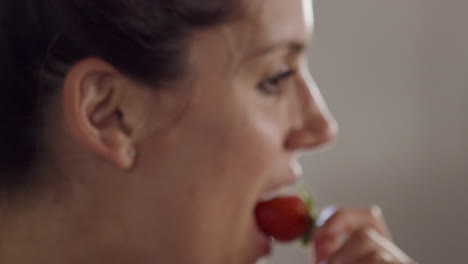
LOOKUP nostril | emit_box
[284,117,339,151]
[284,131,323,150]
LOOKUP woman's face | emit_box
[88,0,336,263]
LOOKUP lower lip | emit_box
[255,226,273,257]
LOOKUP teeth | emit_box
[258,186,298,202]
[290,159,304,178]
[259,191,278,202]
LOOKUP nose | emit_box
[285,72,338,151]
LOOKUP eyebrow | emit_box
[249,40,307,59]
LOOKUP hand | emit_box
[312,206,417,264]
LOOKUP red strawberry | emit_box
[255,196,316,244]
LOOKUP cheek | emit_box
[229,114,284,175]
[195,93,285,182]
[122,91,288,263]
[167,89,287,210]
[184,89,286,187]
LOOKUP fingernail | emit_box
[316,206,338,227]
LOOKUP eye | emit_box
[258,69,296,95]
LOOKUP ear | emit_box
[62,57,137,169]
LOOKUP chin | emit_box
[235,220,273,264]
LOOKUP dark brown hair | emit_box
[0,0,241,196]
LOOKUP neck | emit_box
[0,184,170,264]
[0,196,66,264]
[0,191,135,264]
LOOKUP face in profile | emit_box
[46,0,336,263]
[125,0,336,262]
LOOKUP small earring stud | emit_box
[128,148,136,158]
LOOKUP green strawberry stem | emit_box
[300,188,317,246]
[302,216,316,246]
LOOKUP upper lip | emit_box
[259,160,303,201]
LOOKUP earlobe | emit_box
[62,57,137,169]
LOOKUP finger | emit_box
[327,227,380,264]
[313,206,392,264]
[360,230,415,264]
[329,227,415,264]
[352,251,398,264]
[354,250,417,264]
[314,206,392,243]
[314,206,340,263]
[313,208,350,263]
[314,235,343,264]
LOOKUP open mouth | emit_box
[254,219,274,257]
[252,188,289,258]
[252,160,305,258]
[253,182,316,252]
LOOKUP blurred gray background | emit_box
[269,0,467,263]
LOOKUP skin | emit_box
[0,0,415,264]
[314,207,416,264]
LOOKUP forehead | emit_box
[247,0,313,30]
[250,0,311,38]
[186,0,313,75]
[224,0,313,62]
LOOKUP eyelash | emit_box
[258,69,296,95]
